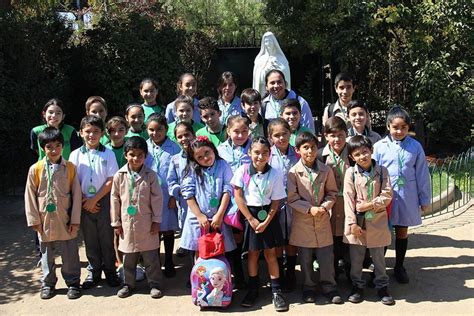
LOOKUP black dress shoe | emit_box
[378,286,395,305]
[302,289,316,303]
[394,266,409,284]
[272,290,289,312]
[241,288,259,307]
[176,247,188,258]
[40,286,55,299]
[82,275,100,289]
[67,286,81,299]
[163,264,176,278]
[326,291,343,304]
[348,286,364,303]
[105,273,120,287]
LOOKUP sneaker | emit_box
[40,286,55,300]
[394,266,409,284]
[302,289,316,303]
[348,286,364,303]
[105,273,121,287]
[150,287,163,299]
[176,247,188,258]
[117,285,132,298]
[67,286,81,300]
[163,264,176,278]
[81,275,100,289]
[378,286,395,305]
[326,291,343,304]
[241,288,258,307]
[272,290,289,312]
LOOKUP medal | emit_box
[397,176,405,186]
[46,203,56,212]
[88,185,97,195]
[365,211,375,221]
[257,209,268,221]
[127,205,137,216]
[210,197,219,208]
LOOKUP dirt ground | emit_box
[0,196,473,315]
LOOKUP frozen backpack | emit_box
[190,255,233,308]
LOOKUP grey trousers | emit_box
[350,245,389,289]
[40,239,81,288]
[81,195,116,277]
[299,245,337,293]
[123,249,162,289]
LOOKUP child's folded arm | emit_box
[372,167,393,212]
[321,168,338,211]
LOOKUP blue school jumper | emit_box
[217,139,252,174]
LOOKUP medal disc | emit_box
[127,205,137,216]
[210,198,219,208]
[88,185,97,195]
[365,211,375,221]
[257,210,268,221]
[46,203,56,212]
[397,176,405,186]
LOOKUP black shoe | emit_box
[272,290,289,312]
[117,285,132,298]
[233,279,247,290]
[348,286,364,303]
[81,275,100,289]
[241,288,258,307]
[40,286,55,299]
[378,286,395,305]
[394,266,409,284]
[67,286,81,300]
[302,289,316,303]
[186,280,191,288]
[176,247,188,258]
[150,287,163,299]
[105,273,120,287]
[163,264,176,278]
[326,291,343,304]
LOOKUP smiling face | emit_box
[335,80,355,106]
[388,117,409,141]
[270,124,290,153]
[296,140,318,167]
[125,148,146,172]
[192,145,216,168]
[175,102,193,123]
[126,107,145,132]
[44,140,63,163]
[350,146,373,170]
[325,129,347,154]
[250,142,270,171]
[80,124,103,149]
[179,75,197,97]
[87,102,107,122]
[175,125,194,149]
[266,72,286,99]
[108,122,127,146]
[43,105,65,128]
[140,82,158,105]
[281,106,301,131]
[227,120,249,146]
[242,101,261,120]
[200,109,221,132]
[147,121,167,145]
[348,107,368,132]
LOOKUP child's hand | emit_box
[356,201,373,212]
[150,222,160,235]
[255,221,268,234]
[420,205,429,215]
[32,224,43,235]
[168,197,177,209]
[82,197,100,213]
[114,226,123,237]
[351,224,363,237]
[68,224,79,234]
[211,214,223,230]
[310,206,326,217]
[198,214,210,230]
[248,217,259,231]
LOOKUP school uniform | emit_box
[348,127,382,146]
[241,112,269,139]
[165,97,201,124]
[110,164,163,289]
[196,125,227,148]
[218,96,241,125]
[217,139,252,173]
[105,141,128,168]
[180,159,237,252]
[167,151,189,229]
[146,137,181,231]
[167,120,204,144]
[142,103,166,122]
[261,90,315,132]
[268,145,299,241]
[373,136,431,227]
[30,124,82,160]
[289,125,314,147]
[125,129,149,140]
[231,163,287,251]
[287,159,338,292]
[322,99,350,128]
[100,134,110,145]
[24,158,82,289]
[343,163,392,289]
[69,144,119,280]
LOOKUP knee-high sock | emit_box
[163,234,174,266]
[395,238,408,268]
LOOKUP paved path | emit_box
[0,196,473,315]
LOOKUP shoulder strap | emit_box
[34,160,75,191]
[242,163,251,188]
[328,102,335,118]
[34,159,45,189]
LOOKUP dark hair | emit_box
[240,88,261,105]
[38,127,64,149]
[386,106,411,127]
[347,100,369,114]
[324,116,348,134]
[125,103,144,116]
[146,113,168,130]
[346,135,373,156]
[80,115,105,131]
[280,98,301,115]
[185,136,221,182]
[250,136,271,151]
[124,136,148,156]
[106,116,128,132]
[264,69,287,86]
[334,72,355,87]
[216,71,238,98]
[175,95,194,110]
[227,114,250,129]
[176,73,196,95]
[174,121,196,138]
[198,96,220,112]
[85,96,108,112]
[295,131,318,149]
[140,77,159,91]
[267,118,291,137]
[42,98,66,125]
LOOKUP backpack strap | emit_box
[242,163,251,188]
[33,159,45,189]
[327,102,335,118]
[34,159,75,191]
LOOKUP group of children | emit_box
[25,70,431,311]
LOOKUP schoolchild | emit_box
[231,136,289,311]
[196,96,227,147]
[347,100,381,145]
[320,116,351,279]
[280,98,314,147]
[85,96,109,145]
[373,107,431,284]
[322,72,356,127]
[217,71,242,125]
[344,135,394,305]
[30,98,82,160]
[261,69,315,131]
[145,113,181,277]
[139,78,166,121]
[69,115,120,289]
[180,136,236,257]
[105,116,129,168]
[25,127,82,300]
[111,136,164,299]
[165,73,201,123]
[125,104,148,139]
[217,115,252,173]
[167,95,204,143]
[267,118,299,292]
[240,88,269,139]
[287,131,342,304]
[167,121,196,258]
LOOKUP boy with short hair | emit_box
[196,96,226,147]
[24,127,82,300]
[240,88,269,138]
[280,98,313,147]
[287,131,342,304]
[167,95,204,143]
[322,72,356,126]
[69,115,120,289]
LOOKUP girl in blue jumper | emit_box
[217,71,242,125]
[373,107,431,284]
[217,115,252,173]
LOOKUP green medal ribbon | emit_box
[128,170,138,216]
[86,148,97,195]
[231,143,243,170]
[397,146,406,187]
[205,165,219,209]
[329,147,345,196]
[251,171,270,221]
[304,164,320,206]
[364,165,376,221]
[365,211,375,221]
[45,160,56,212]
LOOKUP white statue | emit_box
[253,32,291,96]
